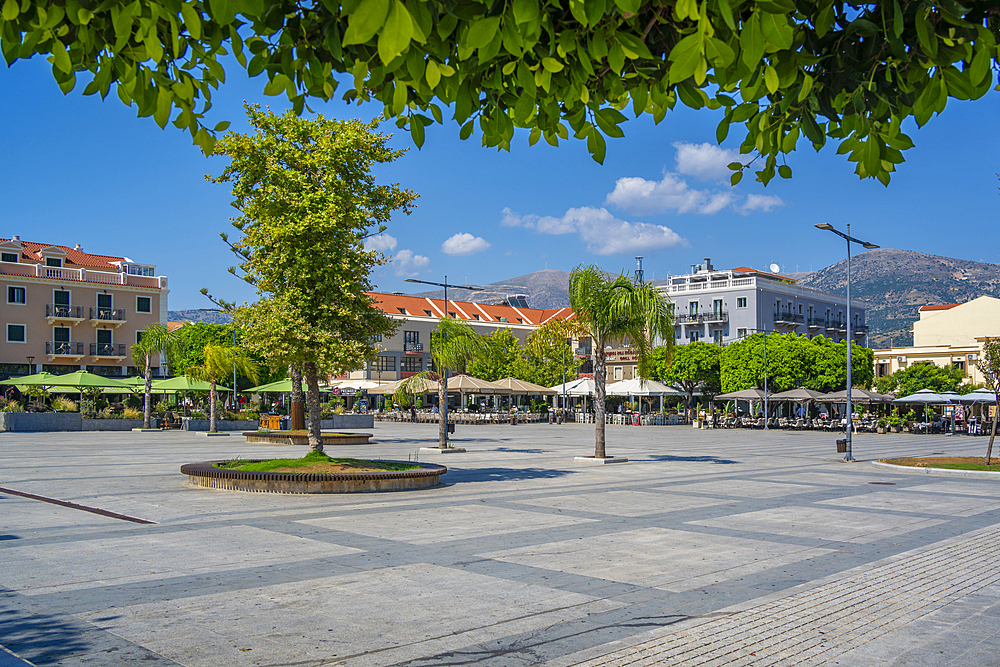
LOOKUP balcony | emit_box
[403,342,423,353]
[45,304,86,325]
[674,313,699,324]
[90,307,127,328]
[807,317,825,329]
[90,343,126,358]
[46,341,85,361]
[830,320,848,333]
[575,346,592,357]
[0,261,167,289]
[773,311,804,326]
[702,310,729,323]
[854,324,869,335]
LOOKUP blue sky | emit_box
[2,56,998,310]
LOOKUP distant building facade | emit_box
[657,259,869,348]
[0,236,169,379]
[873,295,1000,384]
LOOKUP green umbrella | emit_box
[7,372,61,386]
[40,371,133,388]
[244,379,331,393]
[151,376,231,392]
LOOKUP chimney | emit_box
[704,258,713,271]
[11,235,19,241]
[75,244,82,251]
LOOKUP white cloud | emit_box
[672,141,741,181]
[441,232,491,256]
[364,233,397,253]
[741,194,785,214]
[499,206,685,256]
[605,172,736,216]
[392,249,430,277]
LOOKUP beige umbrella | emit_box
[368,376,440,395]
[446,375,510,394]
[493,377,557,395]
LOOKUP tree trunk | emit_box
[143,355,153,429]
[986,400,999,465]
[594,350,607,458]
[209,379,217,432]
[438,369,448,448]
[290,364,305,431]
[304,362,323,454]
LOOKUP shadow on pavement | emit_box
[491,447,548,454]
[453,468,577,482]
[645,455,740,464]
[0,605,92,665]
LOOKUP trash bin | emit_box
[836,438,848,453]
[510,416,517,426]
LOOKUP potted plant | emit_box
[877,417,888,434]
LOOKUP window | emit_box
[473,314,480,320]
[372,356,395,371]
[404,331,419,344]
[45,257,62,267]
[614,367,623,380]
[54,327,70,343]
[97,329,112,345]
[1,252,17,263]
[798,304,803,314]
[953,361,967,375]
[397,307,407,314]
[136,296,152,313]
[689,301,698,315]
[98,293,112,309]
[136,330,144,344]
[713,299,723,316]
[401,357,422,373]
[676,330,682,339]
[736,297,747,308]
[689,330,700,341]
[424,310,432,316]
[449,311,457,318]
[54,290,70,306]
[373,333,382,342]
[6,324,25,343]
[516,318,523,323]
[7,286,25,304]
[738,328,748,338]
[713,330,723,345]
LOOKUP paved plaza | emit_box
[2,423,999,666]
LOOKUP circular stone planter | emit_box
[243,432,373,446]
[180,460,447,493]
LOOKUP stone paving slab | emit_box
[2,425,1000,666]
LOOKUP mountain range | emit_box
[169,249,1000,349]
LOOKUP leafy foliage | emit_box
[466,324,581,387]
[4,1,997,180]
[721,333,873,393]
[131,322,181,428]
[976,337,1000,463]
[186,342,260,431]
[653,341,720,407]
[874,360,964,396]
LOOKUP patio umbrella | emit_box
[955,389,997,404]
[549,378,596,396]
[152,376,232,392]
[605,378,682,396]
[493,377,557,395]
[823,388,893,404]
[768,387,828,402]
[6,372,61,387]
[446,375,509,394]
[368,376,440,396]
[892,389,954,404]
[40,371,134,389]
[714,388,768,401]
[245,379,331,393]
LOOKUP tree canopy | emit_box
[4,1,997,182]
[652,340,720,407]
[875,359,966,396]
[467,323,582,387]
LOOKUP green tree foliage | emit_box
[875,361,965,396]
[130,322,180,428]
[215,106,414,450]
[467,324,582,387]
[170,322,277,386]
[186,342,260,431]
[568,264,673,458]
[656,341,720,409]
[4,1,997,180]
[976,337,1000,464]
[721,333,873,393]
[429,317,489,447]
[467,329,524,381]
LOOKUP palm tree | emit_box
[185,343,260,432]
[130,323,180,429]
[568,265,674,459]
[399,317,488,449]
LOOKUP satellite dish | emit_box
[769,263,781,273]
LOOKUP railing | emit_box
[826,320,847,332]
[675,313,698,323]
[46,304,85,319]
[773,312,805,325]
[575,347,592,356]
[46,341,84,355]
[403,342,423,352]
[90,307,126,322]
[853,324,869,334]
[807,317,826,328]
[661,275,863,308]
[702,310,729,323]
[90,343,126,357]
[0,262,166,289]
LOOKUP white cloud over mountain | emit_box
[501,206,684,255]
[441,232,491,256]
[392,249,430,277]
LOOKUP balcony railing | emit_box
[46,304,85,320]
[90,343,126,357]
[46,341,84,356]
[403,342,423,352]
[702,310,729,323]
[807,317,826,329]
[575,347,592,356]
[774,312,805,325]
[90,307,126,322]
[675,313,698,323]
[0,261,167,289]
[853,324,869,335]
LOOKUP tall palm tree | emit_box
[568,265,674,459]
[398,317,488,449]
[130,323,181,429]
[186,343,260,432]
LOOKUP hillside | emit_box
[167,309,233,324]
[798,248,1000,348]
[411,269,573,309]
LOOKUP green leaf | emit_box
[542,57,564,73]
[569,0,588,26]
[594,108,625,137]
[970,45,990,86]
[797,74,813,102]
[704,38,735,68]
[425,59,441,88]
[179,2,202,40]
[513,0,539,24]
[51,44,71,74]
[263,73,292,96]
[759,12,793,51]
[608,41,625,74]
[892,0,904,38]
[613,0,640,15]
[716,117,731,143]
[814,1,834,38]
[586,125,607,163]
[378,0,413,63]
[668,34,703,84]
[585,0,606,27]
[210,0,238,25]
[915,8,938,59]
[466,17,500,49]
[1,0,19,20]
[778,164,792,178]
[862,134,882,177]
[460,120,474,140]
[410,116,425,147]
[716,0,736,31]
[740,13,764,69]
[213,121,231,132]
[763,65,778,94]
[392,80,408,115]
[153,88,172,128]
[343,0,390,45]
[730,170,743,186]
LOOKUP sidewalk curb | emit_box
[871,460,1000,478]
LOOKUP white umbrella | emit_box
[892,389,954,404]
[605,377,683,396]
[956,389,997,404]
[550,378,595,396]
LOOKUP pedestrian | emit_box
[410,405,417,423]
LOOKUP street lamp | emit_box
[404,277,483,448]
[815,223,879,462]
[26,356,34,375]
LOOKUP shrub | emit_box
[123,407,142,420]
[236,411,259,420]
[191,410,206,419]
[155,400,171,413]
[1,400,25,413]
[52,397,79,412]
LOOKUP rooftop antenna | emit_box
[635,256,644,284]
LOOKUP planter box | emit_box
[320,415,375,430]
[0,412,83,431]
[182,419,257,432]
[83,419,159,431]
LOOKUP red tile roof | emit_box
[1,238,128,270]
[367,292,574,326]
[919,304,959,312]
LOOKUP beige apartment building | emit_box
[0,236,169,379]
[345,292,575,382]
[873,295,1000,385]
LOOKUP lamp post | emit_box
[742,329,769,428]
[404,277,482,448]
[26,356,34,375]
[815,223,879,462]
